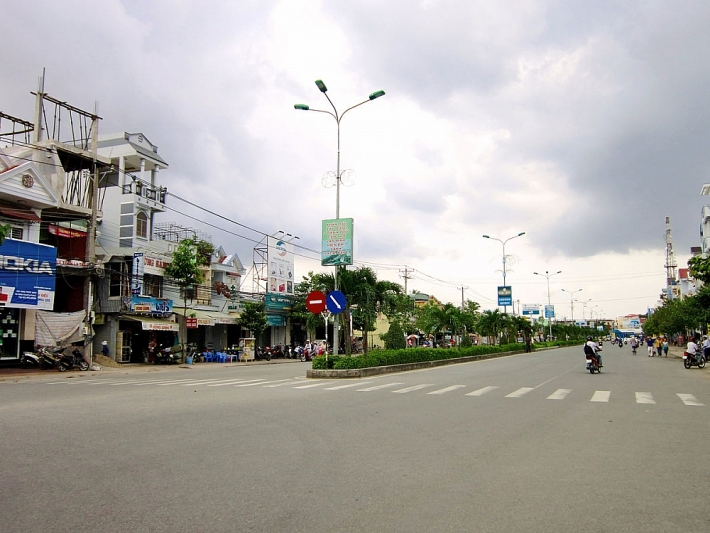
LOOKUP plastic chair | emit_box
[204,351,214,363]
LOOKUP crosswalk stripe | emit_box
[156,379,217,386]
[207,379,262,387]
[591,391,611,402]
[356,382,404,392]
[428,385,466,395]
[635,392,655,404]
[293,382,327,389]
[325,381,373,390]
[466,386,499,397]
[547,389,571,400]
[677,393,704,406]
[237,379,293,387]
[263,380,304,388]
[505,387,534,398]
[134,379,194,386]
[392,384,434,393]
[46,380,101,385]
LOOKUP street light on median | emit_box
[295,80,385,354]
[561,288,583,322]
[482,232,526,313]
[533,269,561,338]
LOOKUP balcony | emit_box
[703,204,710,223]
[121,179,167,211]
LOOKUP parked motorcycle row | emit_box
[21,346,89,372]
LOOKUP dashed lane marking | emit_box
[635,392,655,404]
[547,389,572,400]
[677,393,704,406]
[465,386,499,397]
[591,390,611,403]
[505,387,534,398]
[428,385,466,395]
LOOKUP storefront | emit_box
[184,309,240,351]
[0,308,21,360]
[117,315,180,363]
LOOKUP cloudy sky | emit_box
[4,0,710,320]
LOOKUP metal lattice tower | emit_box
[664,217,678,298]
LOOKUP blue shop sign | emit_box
[0,239,56,310]
[130,295,173,316]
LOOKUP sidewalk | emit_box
[0,357,301,382]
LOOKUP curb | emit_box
[306,349,533,379]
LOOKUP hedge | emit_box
[311,340,576,370]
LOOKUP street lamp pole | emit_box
[295,81,385,354]
[533,269,561,338]
[561,288,582,322]
[482,232,526,313]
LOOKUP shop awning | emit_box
[188,309,238,325]
[120,315,179,331]
[0,207,41,222]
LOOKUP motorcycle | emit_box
[57,348,90,372]
[585,354,601,374]
[154,346,181,364]
[270,345,285,359]
[683,352,706,369]
[255,347,271,361]
[22,346,65,369]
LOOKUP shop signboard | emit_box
[186,317,198,328]
[130,295,173,316]
[265,293,294,311]
[522,304,540,316]
[267,237,295,295]
[497,286,512,307]
[321,218,353,266]
[132,253,144,295]
[0,238,56,310]
[143,255,170,276]
[266,313,285,326]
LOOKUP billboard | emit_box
[0,238,56,310]
[322,218,353,266]
[497,286,512,306]
[522,304,540,316]
[544,304,555,318]
[267,237,294,295]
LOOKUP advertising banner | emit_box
[266,313,285,326]
[265,293,295,311]
[267,237,294,295]
[497,286,512,306]
[130,295,173,316]
[132,252,144,295]
[522,304,540,316]
[321,218,353,266]
[0,238,56,310]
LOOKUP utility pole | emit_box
[399,267,415,295]
[458,286,468,309]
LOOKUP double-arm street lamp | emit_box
[576,298,592,320]
[561,288,582,322]
[295,80,385,354]
[482,232,526,313]
[533,269,561,338]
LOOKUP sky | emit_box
[3,0,710,321]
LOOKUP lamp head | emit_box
[294,104,310,111]
[369,90,385,100]
[315,80,328,93]
[482,235,490,239]
[518,232,526,237]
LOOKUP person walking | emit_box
[662,338,669,357]
[646,335,655,357]
[101,340,110,358]
[654,337,663,357]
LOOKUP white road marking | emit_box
[547,389,572,400]
[505,387,534,398]
[207,379,263,387]
[465,386,499,397]
[156,379,218,386]
[635,392,655,404]
[677,393,704,406]
[263,380,304,387]
[591,391,611,402]
[46,380,102,385]
[356,382,405,392]
[324,382,373,390]
[428,385,466,395]
[133,379,195,386]
[392,384,434,393]
[237,379,293,387]
[175,379,224,386]
[293,382,327,389]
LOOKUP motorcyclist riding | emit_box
[687,336,701,364]
[585,336,602,367]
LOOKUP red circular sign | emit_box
[305,290,326,314]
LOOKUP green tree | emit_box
[477,309,506,345]
[164,238,206,357]
[239,301,268,343]
[688,255,710,284]
[0,224,9,245]
[381,320,406,350]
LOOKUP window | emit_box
[143,274,163,298]
[109,261,130,297]
[136,212,148,239]
[10,227,23,240]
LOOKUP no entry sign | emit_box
[305,290,326,314]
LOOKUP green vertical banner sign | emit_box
[321,218,354,266]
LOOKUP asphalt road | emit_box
[1,347,708,532]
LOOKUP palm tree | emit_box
[477,309,506,345]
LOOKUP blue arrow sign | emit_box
[326,290,347,314]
